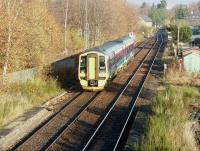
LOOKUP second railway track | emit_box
[84,33,164,151]
[10,35,160,151]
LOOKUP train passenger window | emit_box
[99,56,106,72]
[80,56,87,72]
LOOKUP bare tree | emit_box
[48,0,140,54]
[84,0,89,49]
[2,0,23,82]
[64,0,69,53]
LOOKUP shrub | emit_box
[169,24,192,43]
[139,86,199,151]
[0,74,63,128]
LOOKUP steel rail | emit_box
[42,91,100,151]
[44,37,157,151]
[10,91,82,151]
[82,34,160,151]
[113,33,164,151]
[12,37,152,151]
[41,36,156,151]
[12,91,100,151]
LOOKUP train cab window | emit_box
[80,56,87,73]
[99,56,106,73]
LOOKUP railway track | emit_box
[45,33,163,151]
[83,34,164,151]
[46,35,161,150]
[9,37,158,151]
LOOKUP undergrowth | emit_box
[166,60,200,86]
[138,86,199,151]
[0,74,63,128]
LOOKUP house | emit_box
[183,48,200,72]
[139,16,153,27]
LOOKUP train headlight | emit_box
[99,68,106,74]
[99,73,106,79]
[80,56,87,79]
[80,68,86,74]
[80,67,86,79]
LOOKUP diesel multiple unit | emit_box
[78,33,137,91]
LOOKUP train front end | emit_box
[78,51,109,91]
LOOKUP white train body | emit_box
[78,33,137,91]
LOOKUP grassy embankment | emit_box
[137,48,200,150]
[140,85,199,151]
[0,72,63,128]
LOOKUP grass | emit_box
[167,70,200,86]
[138,86,199,151]
[164,59,200,86]
[0,74,63,128]
[133,39,200,151]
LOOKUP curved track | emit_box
[43,36,162,151]
[10,37,158,151]
[84,34,164,151]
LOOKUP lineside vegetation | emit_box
[0,73,63,128]
[0,0,141,74]
[139,85,199,151]
[0,0,64,127]
[0,0,63,74]
[137,56,200,151]
[0,0,142,127]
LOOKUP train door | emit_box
[88,57,96,79]
[87,54,97,80]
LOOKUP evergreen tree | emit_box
[141,2,147,8]
[159,0,167,9]
[149,0,167,26]
[170,24,192,43]
[175,6,190,19]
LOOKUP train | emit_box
[78,33,137,91]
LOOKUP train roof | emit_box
[84,35,135,55]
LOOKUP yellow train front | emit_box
[78,33,136,91]
[78,51,109,91]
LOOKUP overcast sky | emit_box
[128,0,199,8]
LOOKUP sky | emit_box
[128,0,199,8]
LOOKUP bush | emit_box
[169,24,192,43]
[0,74,63,128]
[139,86,199,151]
[180,26,192,43]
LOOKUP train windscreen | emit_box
[99,56,106,73]
[80,56,87,73]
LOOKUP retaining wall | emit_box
[1,53,79,88]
